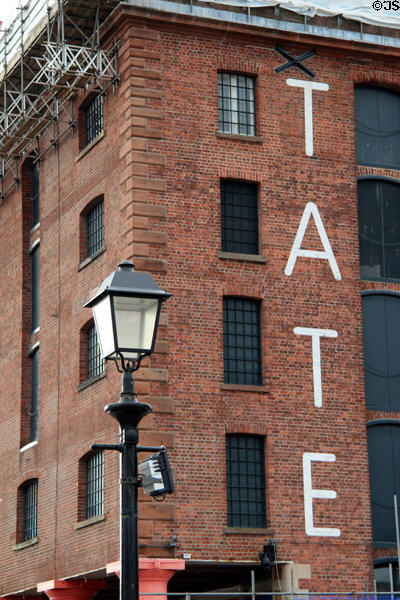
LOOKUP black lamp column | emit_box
[105,368,151,600]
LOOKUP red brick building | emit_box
[1,0,400,597]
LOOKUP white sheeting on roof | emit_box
[197,0,400,29]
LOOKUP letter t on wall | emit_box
[294,327,338,408]
[286,79,329,156]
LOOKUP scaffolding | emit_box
[0,0,120,198]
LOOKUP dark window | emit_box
[221,181,259,255]
[358,179,400,281]
[367,422,400,546]
[355,87,400,169]
[374,558,400,598]
[31,244,40,332]
[362,293,400,412]
[32,162,39,227]
[226,434,266,528]
[86,198,104,258]
[87,324,104,380]
[30,347,39,442]
[85,95,103,145]
[86,451,104,519]
[23,479,38,541]
[374,561,400,592]
[223,297,262,385]
[218,73,255,136]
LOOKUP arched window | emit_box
[367,421,400,546]
[374,558,400,593]
[362,293,400,411]
[355,86,400,169]
[358,178,400,281]
[79,195,104,264]
[78,451,104,521]
[17,479,38,542]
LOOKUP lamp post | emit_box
[84,261,171,600]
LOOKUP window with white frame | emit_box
[218,73,256,136]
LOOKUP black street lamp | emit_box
[84,260,172,600]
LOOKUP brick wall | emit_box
[2,4,400,594]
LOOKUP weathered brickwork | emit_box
[0,3,399,596]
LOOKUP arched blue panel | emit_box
[355,87,400,169]
[358,179,400,281]
[368,422,400,546]
[362,293,400,411]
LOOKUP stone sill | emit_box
[78,246,106,271]
[223,527,274,535]
[216,131,263,143]
[218,251,267,263]
[76,130,105,162]
[220,383,269,393]
[13,536,38,551]
[77,371,106,392]
[20,440,38,453]
[75,514,106,530]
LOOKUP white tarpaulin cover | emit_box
[197,0,400,29]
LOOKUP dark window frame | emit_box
[374,558,399,593]
[358,176,400,283]
[223,297,263,386]
[30,242,40,332]
[29,345,39,443]
[86,197,104,259]
[32,161,40,228]
[220,180,259,255]
[355,86,400,170]
[85,450,104,520]
[85,322,104,382]
[85,94,104,146]
[226,434,267,528]
[218,72,256,137]
[21,479,38,542]
[367,420,400,547]
[361,292,400,412]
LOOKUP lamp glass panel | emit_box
[92,295,115,358]
[113,296,159,353]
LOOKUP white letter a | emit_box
[285,202,341,281]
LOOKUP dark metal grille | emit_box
[32,162,39,227]
[223,297,262,385]
[87,324,104,380]
[23,479,38,541]
[31,244,40,332]
[86,198,104,258]
[218,73,256,136]
[85,94,103,145]
[226,434,266,528]
[30,347,39,442]
[221,180,258,254]
[86,451,104,519]
[358,179,400,281]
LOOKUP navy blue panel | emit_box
[368,424,400,545]
[358,179,400,281]
[355,87,400,169]
[362,294,400,411]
